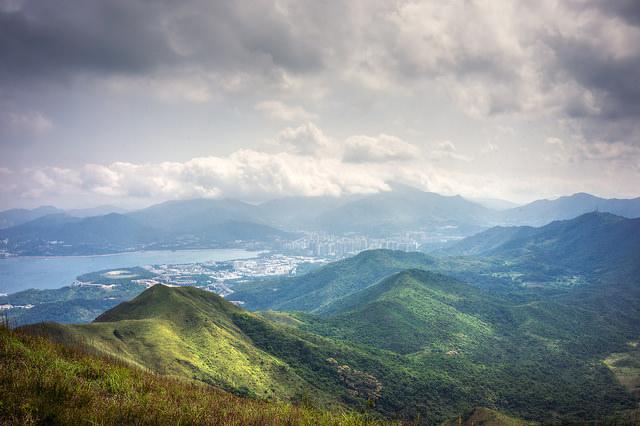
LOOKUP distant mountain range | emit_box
[0,205,128,229]
[0,205,62,229]
[1,186,640,255]
[0,209,291,256]
[497,192,640,226]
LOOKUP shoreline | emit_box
[0,247,263,261]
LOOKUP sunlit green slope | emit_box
[0,325,390,426]
[27,285,326,402]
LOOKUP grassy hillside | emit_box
[0,324,390,426]
[229,249,436,312]
[28,285,333,402]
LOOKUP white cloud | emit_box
[343,134,419,163]
[427,141,472,162]
[482,143,499,154]
[13,150,393,204]
[255,100,315,121]
[269,122,334,156]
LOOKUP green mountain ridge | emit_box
[230,249,437,313]
[311,269,497,354]
[28,285,328,402]
[442,212,640,279]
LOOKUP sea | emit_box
[0,249,258,295]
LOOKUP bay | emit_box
[0,249,258,294]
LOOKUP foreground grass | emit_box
[0,325,393,426]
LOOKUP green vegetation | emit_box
[230,249,436,312]
[7,213,640,424]
[0,267,150,326]
[0,324,391,426]
[441,212,640,282]
[26,273,638,424]
[314,270,495,354]
[604,342,640,399]
[440,407,537,426]
[26,285,335,403]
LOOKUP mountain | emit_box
[66,204,129,217]
[442,212,640,279]
[127,198,258,231]
[0,205,63,229]
[500,192,640,226]
[0,200,293,255]
[313,269,498,354]
[0,213,157,255]
[469,197,520,211]
[22,272,639,424]
[0,324,378,426]
[27,285,390,408]
[311,184,494,235]
[126,198,293,242]
[256,195,352,230]
[440,408,536,426]
[229,249,437,312]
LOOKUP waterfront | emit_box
[0,249,258,294]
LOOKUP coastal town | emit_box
[64,253,326,297]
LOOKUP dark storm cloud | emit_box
[554,2,640,121]
[586,0,640,26]
[4,0,638,127]
[0,1,174,81]
[0,0,326,85]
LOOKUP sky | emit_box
[1,0,639,209]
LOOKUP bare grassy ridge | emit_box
[0,325,395,426]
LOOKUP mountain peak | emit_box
[94,284,238,323]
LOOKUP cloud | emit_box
[545,136,640,171]
[427,141,471,162]
[10,150,393,204]
[269,122,334,156]
[343,134,419,163]
[0,0,329,90]
[1,0,639,207]
[3,1,639,135]
[255,100,315,121]
[482,143,499,154]
[3,1,639,119]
